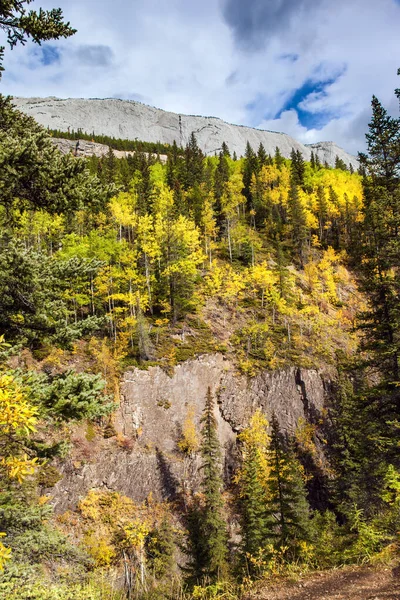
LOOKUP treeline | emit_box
[48,127,185,156]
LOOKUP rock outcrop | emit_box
[51,137,168,162]
[50,354,328,512]
[12,97,358,168]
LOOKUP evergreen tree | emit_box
[358,95,400,384]
[146,517,175,580]
[257,142,267,170]
[290,149,305,189]
[214,151,230,231]
[0,96,110,214]
[350,94,400,486]
[221,141,231,158]
[274,146,285,170]
[335,155,348,171]
[194,387,228,583]
[236,411,272,570]
[316,184,328,245]
[328,186,341,248]
[266,416,311,559]
[105,146,117,183]
[243,142,257,208]
[287,182,308,266]
[184,132,204,190]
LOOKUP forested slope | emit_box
[0,84,399,599]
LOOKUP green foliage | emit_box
[235,411,271,571]
[50,128,183,157]
[0,0,75,78]
[38,370,113,421]
[0,490,91,597]
[186,388,228,585]
[0,96,110,213]
[146,517,175,579]
[0,240,105,347]
[265,417,312,560]
[15,369,113,422]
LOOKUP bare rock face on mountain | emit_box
[13,96,358,169]
[49,354,328,513]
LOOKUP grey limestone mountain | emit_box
[13,96,358,169]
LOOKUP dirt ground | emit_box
[246,565,400,600]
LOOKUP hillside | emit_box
[12,96,358,168]
[0,91,399,600]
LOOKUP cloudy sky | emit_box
[1,0,399,154]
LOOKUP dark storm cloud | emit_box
[222,0,322,49]
[75,45,114,67]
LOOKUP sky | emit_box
[1,0,399,155]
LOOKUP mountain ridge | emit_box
[12,96,358,169]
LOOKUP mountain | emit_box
[12,96,358,168]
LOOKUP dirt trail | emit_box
[246,566,400,600]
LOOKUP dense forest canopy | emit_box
[0,4,399,598]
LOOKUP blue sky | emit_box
[1,0,399,154]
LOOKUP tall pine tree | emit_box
[266,416,311,560]
[236,411,272,572]
[187,388,228,584]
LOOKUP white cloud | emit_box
[1,0,399,154]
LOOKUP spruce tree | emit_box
[274,146,285,170]
[335,155,348,171]
[287,182,308,266]
[257,142,267,169]
[236,411,272,571]
[0,96,110,214]
[266,416,311,560]
[352,94,400,482]
[214,152,230,232]
[221,141,231,158]
[290,149,305,189]
[316,184,328,245]
[188,387,228,583]
[358,95,400,384]
[243,142,257,208]
[184,132,204,190]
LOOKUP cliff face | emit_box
[50,354,328,513]
[50,137,168,162]
[12,97,358,168]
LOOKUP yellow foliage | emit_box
[120,520,150,550]
[178,405,199,455]
[246,262,278,307]
[83,532,116,567]
[1,455,38,483]
[295,418,318,457]
[0,374,38,436]
[235,410,271,492]
[204,261,246,305]
[0,374,39,483]
[0,534,11,571]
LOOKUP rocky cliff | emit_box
[51,137,168,162]
[50,354,328,513]
[12,97,358,168]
